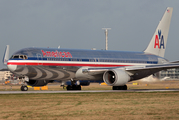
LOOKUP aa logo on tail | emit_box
[154,30,165,49]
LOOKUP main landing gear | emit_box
[66,85,81,90]
[112,85,127,90]
[66,79,81,90]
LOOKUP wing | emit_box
[125,63,179,80]
[82,63,179,81]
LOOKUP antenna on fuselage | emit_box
[102,28,111,50]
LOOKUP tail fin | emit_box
[144,7,173,57]
[3,45,9,65]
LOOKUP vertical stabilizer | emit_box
[3,45,9,65]
[144,7,173,57]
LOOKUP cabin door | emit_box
[37,53,43,65]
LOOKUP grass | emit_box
[0,92,179,119]
[0,81,179,119]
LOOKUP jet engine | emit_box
[103,69,130,86]
[26,80,53,87]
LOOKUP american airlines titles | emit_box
[41,50,72,58]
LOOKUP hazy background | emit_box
[0,0,179,68]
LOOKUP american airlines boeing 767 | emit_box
[4,7,178,91]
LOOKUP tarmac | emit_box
[0,89,179,94]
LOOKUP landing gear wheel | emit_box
[113,85,127,90]
[66,85,73,90]
[112,86,118,90]
[21,86,28,91]
[123,85,127,90]
[76,85,81,90]
[66,85,81,90]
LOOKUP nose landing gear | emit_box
[19,76,29,91]
[21,85,28,91]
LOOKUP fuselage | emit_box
[7,47,167,81]
[3,7,174,91]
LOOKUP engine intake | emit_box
[103,69,130,86]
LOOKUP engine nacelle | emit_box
[103,69,130,86]
[26,80,53,87]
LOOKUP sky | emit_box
[0,0,179,69]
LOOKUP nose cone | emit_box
[7,64,17,72]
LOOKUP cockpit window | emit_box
[24,56,27,59]
[11,55,28,59]
[13,55,19,59]
[19,55,24,59]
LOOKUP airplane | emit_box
[3,7,178,91]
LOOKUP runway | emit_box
[0,89,179,94]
